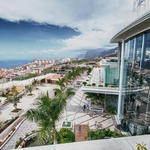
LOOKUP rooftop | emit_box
[111,11,150,43]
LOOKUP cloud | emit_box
[0,0,134,54]
[18,49,58,55]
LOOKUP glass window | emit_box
[135,35,143,65]
[142,32,150,69]
[129,39,134,60]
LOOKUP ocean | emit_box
[0,60,32,69]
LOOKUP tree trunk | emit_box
[104,101,106,111]
[14,103,17,110]
[65,106,68,123]
[53,128,57,144]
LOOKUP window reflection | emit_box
[123,31,150,134]
[143,32,150,69]
[135,35,142,68]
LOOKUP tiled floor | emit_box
[56,88,115,131]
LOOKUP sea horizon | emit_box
[0,60,32,69]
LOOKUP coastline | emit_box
[0,60,32,69]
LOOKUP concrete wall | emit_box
[15,135,150,150]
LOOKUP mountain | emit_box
[78,47,117,59]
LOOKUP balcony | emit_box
[81,86,147,95]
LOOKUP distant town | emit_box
[0,58,82,83]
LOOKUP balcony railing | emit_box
[81,86,147,95]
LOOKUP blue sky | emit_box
[0,19,80,60]
[0,0,133,60]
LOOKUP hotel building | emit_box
[111,11,150,134]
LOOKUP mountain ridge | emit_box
[78,47,117,59]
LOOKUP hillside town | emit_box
[0,58,82,83]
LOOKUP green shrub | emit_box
[58,128,75,144]
[15,137,23,148]
[1,92,7,97]
[12,127,16,132]
[83,82,87,86]
[137,144,147,150]
[92,83,96,86]
[110,85,118,88]
[87,84,91,86]
[88,129,125,141]
[98,85,103,87]
[107,107,116,115]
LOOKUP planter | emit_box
[16,133,37,148]
[62,121,72,129]
[10,109,23,118]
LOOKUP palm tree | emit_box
[54,88,75,102]
[24,93,63,144]
[8,95,20,110]
[32,79,38,86]
[9,86,18,96]
[7,86,20,110]
[56,78,65,90]
[54,88,75,123]
[27,85,33,94]
[64,73,72,85]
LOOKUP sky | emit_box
[0,0,134,60]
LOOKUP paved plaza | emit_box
[2,120,37,150]
[57,88,115,131]
[0,84,58,122]
[1,83,115,150]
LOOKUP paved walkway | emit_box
[90,68,101,85]
[0,84,58,122]
[0,73,54,91]
[57,88,115,131]
[2,84,115,150]
[1,84,58,150]
[2,120,37,150]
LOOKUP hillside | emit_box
[78,47,117,59]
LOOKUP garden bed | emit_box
[62,121,72,128]
[11,108,22,113]
[27,93,34,96]
[0,117,18,134]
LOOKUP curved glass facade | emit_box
[122,31,150,135]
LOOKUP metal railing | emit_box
[81,86,147,95]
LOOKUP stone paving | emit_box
[90,67,101,85]
[2,120,37,150]
[1,84,115,150]
[56,88,115,131]
[0,84,58,122]
[1,84,58,150]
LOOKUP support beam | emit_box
[117,40,125,121]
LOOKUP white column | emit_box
[140,34,145,70]
[117,40,125,121]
